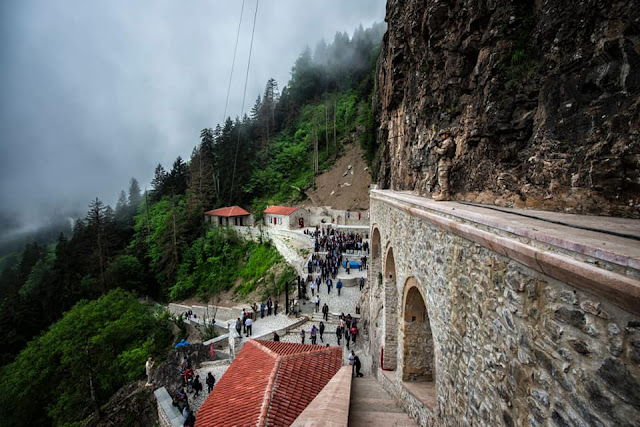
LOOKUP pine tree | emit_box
[115,190,128,225]
[151,164,168,201]
[128,178,142,208]
[167,156,188,195]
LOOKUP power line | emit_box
[222,0,245,124]
[229,0,259,205]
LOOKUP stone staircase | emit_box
[349,376,417,427]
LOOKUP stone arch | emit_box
[371,226,382,287]
[383,246,398,370]
[402,278,435,382]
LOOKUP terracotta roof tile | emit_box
[194,340,341,427]
[204,206,250,217]
[263,206,298,216]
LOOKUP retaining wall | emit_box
[365,189,640,426]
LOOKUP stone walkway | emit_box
[236,312,302,342]
[187,360,231,415]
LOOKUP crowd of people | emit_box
[234,298,280,338]
[168,356,217,427]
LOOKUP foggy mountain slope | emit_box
[0,19,387,426]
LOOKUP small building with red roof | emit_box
[263,205,309,230]
[204,206,253,227]
[194,340,342,427]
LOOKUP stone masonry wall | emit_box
[367,196,640,426]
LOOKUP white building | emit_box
[205,206,253,227]
[263,206,309,230]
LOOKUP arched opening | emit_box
[370,227,382,289]
[402,282,434,383]
[383,247,398,370]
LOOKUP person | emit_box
[310,280,315,296]
[235,318,242,336]
[346,261,350,275]
[273,331,280,342]
[319,321,325,343]
[179,361,186,386]
[193,375,203,398]
[184,367,194,392]
[348,350,355,376]
[314,295,320,312]
[336,279,343,296]
[274,299,278,315]
[311,325,317,345]
[260,301,265,318]
[354,354,363,377]
[241,310,247,334]
[177,388,188,405]
[300,329,306,344]
[245,316,253,337]
[345,327,350,350]
[359,277,365,291]
[327,278,332,294]
[321,303,328,321]
[184,409,196,427]
[351,325,358,344]
[432,129,455,201]
[206,372,215,393]
[336,325,342,346]
[145,357,155,386]
[183,405,190,423]
[267,297,273,316]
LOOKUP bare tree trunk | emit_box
[314,113,319,175]
[86,343,101,421]
[334,99,337,161]
[325,100,329,156]
[96,218,106,294]
[171,197,179,270]
[144,190,151,236]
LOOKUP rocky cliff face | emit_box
[375,0,640,217]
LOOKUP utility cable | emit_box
[229,0,259,205]
[222,0,245,124]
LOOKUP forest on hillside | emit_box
[0,22,384,426]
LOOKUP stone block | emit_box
[597,358,640,409]
[553,307,585,328]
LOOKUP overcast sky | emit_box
[0,0,386,229]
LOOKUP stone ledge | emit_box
[372,190,640,270]
[154,387,183,427]
[371,190,640,315]
[291,365,352,426]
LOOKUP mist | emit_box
[0,0,386,246]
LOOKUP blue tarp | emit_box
[174,339,191,349]
[342,260,361,269]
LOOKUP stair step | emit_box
[348,411,417,427]
[349,376,417,426]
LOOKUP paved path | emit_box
[187,360,231,415]
[236,312,302,342]
[349,377,417,427]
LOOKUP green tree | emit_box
[0,289,173,426]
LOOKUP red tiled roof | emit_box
[204,206,250,217]
[195,340,342,427]
[263,206,298,216]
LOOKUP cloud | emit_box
[0,0,386,228]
